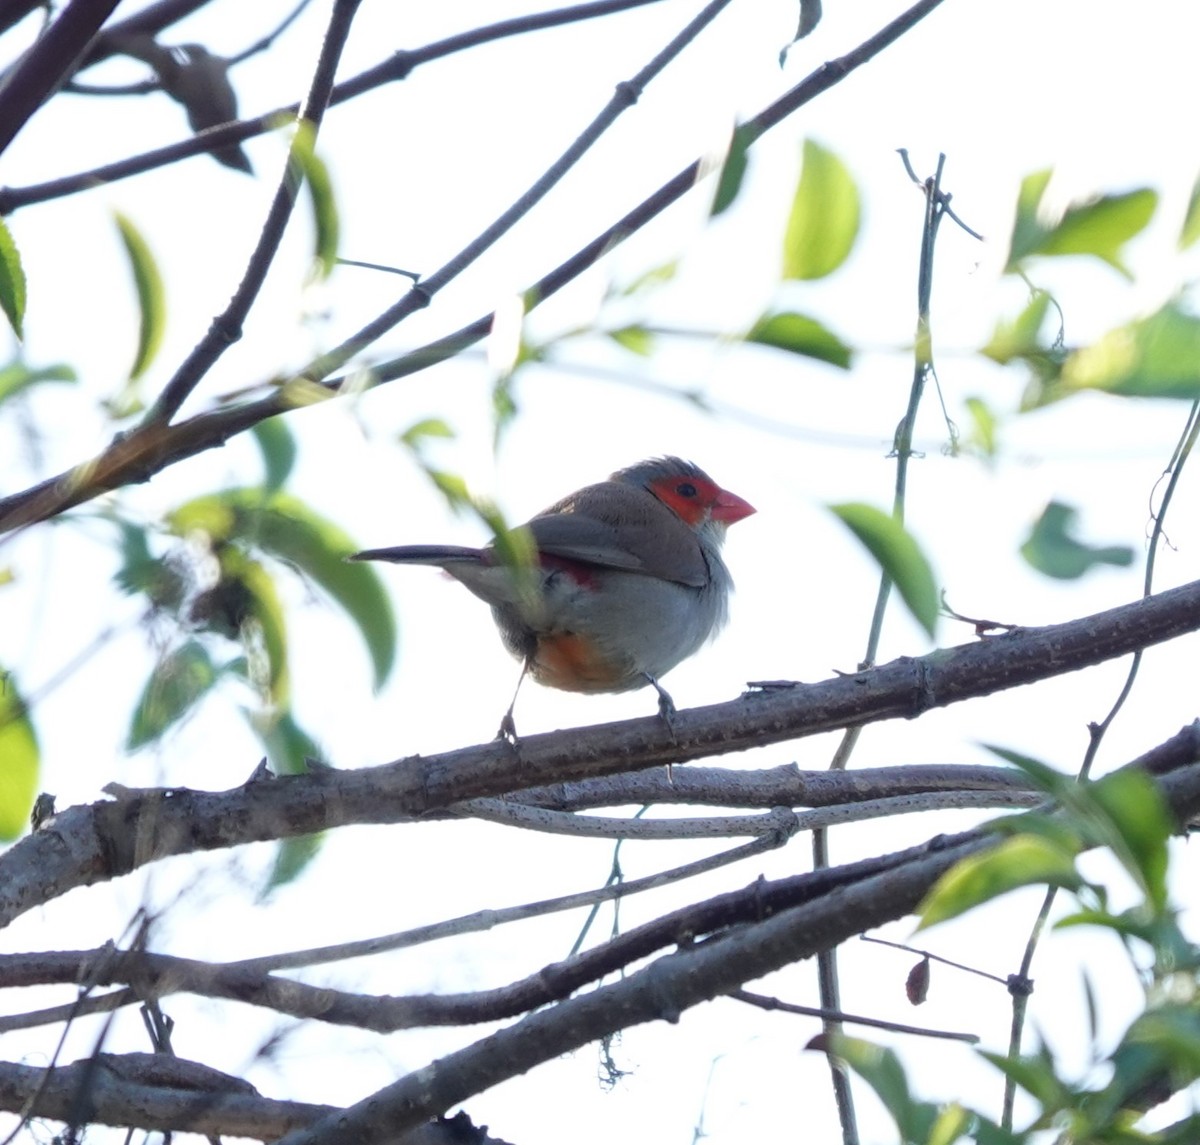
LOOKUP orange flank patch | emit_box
[531,631,625,693]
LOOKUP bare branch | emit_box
[4,595,1199,926]
[0,0,952,535]
[273,755,1200,1145]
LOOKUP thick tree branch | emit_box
[273,758,1200,1145]
[3,733,1191,1036]
[0,1055,502,1144]
[3,590,1198,927]
[0,0,121,158]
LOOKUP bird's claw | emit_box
[496,710,520,745]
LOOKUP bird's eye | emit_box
[675,482,697,498]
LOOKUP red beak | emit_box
[712,488,755,524]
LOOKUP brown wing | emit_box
[524,481,709,588]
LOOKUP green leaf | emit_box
[1006,169,1054,269]
[783,140,860,280]
[0,361,76,408]
[981,292,1052,364]
[926,1104,972,1145]
[710,123,755,217]
[829,502,938,637]
[981,744,1072,798]
[252,418,297,493]
[1038,188,1157,277]
[232,555,290,705]
[0,215,26,340]
[1088,768,1172,912]
[249,709,326,890]
[962,396,998,460]
[290,119,339,279]
[826,1036,938,1142]
[1057,301,1200,400]
[1181,173,1200,249]
[826,1037,913,1126]
[1020,501,1133,579]
[616,260,678,297]
[919,834,1082,929]
[400,417,455,449]
[0,669,39,839]
[114,211,166,380]
[1004,171,1156,277]
[112,520,187,612]
[169,490,396,691]
[127,640,217,750]
[608,324,655,356]
[746,311,852,368]
[979,1044,1073,1114]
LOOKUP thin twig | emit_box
[731,988,980,1043]
[1000,398,1200,1131]
[0,0,954,535]
[0,0,669,213]
[141,0,362,425]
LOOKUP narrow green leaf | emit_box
[826,1037,914,1125]
[710,123,755,217]
[971,1118,1026,1145]
[290,120,339,279]
[608,325,655,356]
[249,709,326,890]
[783,140,860,280]
[169,490,396,690]
[981,744,1071,797]
[127,640,217,749]
[978,1046,1073,1114]
[400,417,455,449]
[1020,501,1133,579]
[233,555,290,705]
[1180,173,1200,249]
[1005,168,1054,270]
[963,396,998,459]
[0,669,39,839]
[1004,172,1156,277]
[919,835,1082,929]
[0,215,26,340]
[829,502,938,637]
[0,361,76,407]
[926,1104,972,1145]
[617,260,678,297]
[114,212,166,381]
[1088,768,1172,911]
[1037,188,1157,277]
[113,520,187,612]
[1059,301,1200,400]
[252,418,297,493]
[981,292,1052,364]
[826,1036,938,1141]
[747,311,853,368]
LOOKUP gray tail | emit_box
[349,544,485,566]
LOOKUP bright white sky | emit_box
[3,2,1200,1142]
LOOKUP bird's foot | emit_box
[644,673,679,767]
[496,709,520,746]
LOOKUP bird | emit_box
[351,457,754,738]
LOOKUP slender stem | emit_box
[297,0,738,388]
[814,153,956,1145]
[1000,398,1200,1130]
[0,0,669,213]
[141,0,362,425]
[0,0,952,535]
